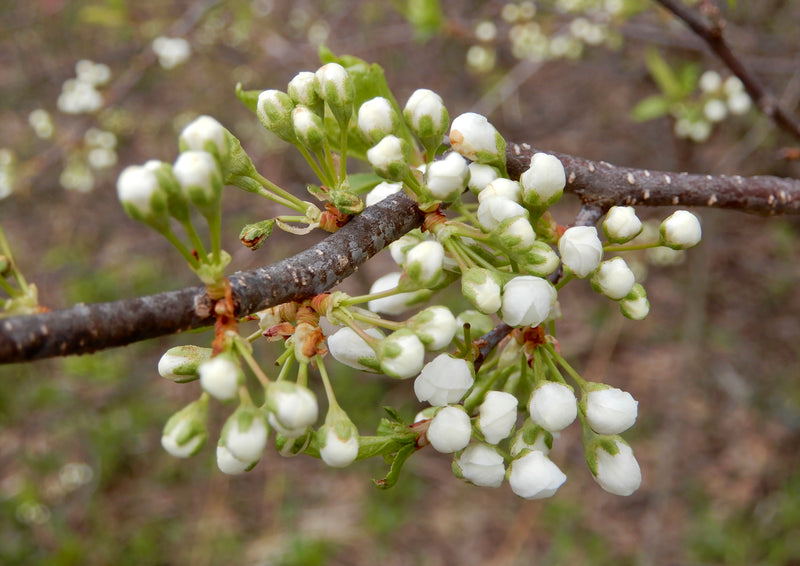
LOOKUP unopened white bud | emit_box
[365,181,403,207]
[404,88,449,147]
[660,210,702,249]
[414,354,474,406]
[179,115,227,161]
[314,62,354,124]
[326,326,383,371]
[591,257,636,300]
[501,276,557,328]
[520,153,565,208]
[377,329,426,379]
[257,89,296,143]
[318,408,359,468]
[367,135,409,181]
[591,438,642,496]
[287,71,323,114]
[619,283,649,320]
[703,99,727,123]
[461,267,502,314]
[157,345,211,383]
[266,382,319,438]
[222,405,269,463]
[603,206,642,243]
[558,225,603,278]
[478,178,521,203]
[508,450,567,499]
[584,385,638,435]
[358,96,396,144]
[454,443,505,487]
[478,391,518,444]
[477,196,527,231]
[699,70,721,93]
[216,443,252,475]
[117,164,167,222]
[198,355,243,401]
[427,405,472,453]
[449,112,506,165]
[368,272,419,315]
[292,106,325,151]
[727,91,751,115]
[407,306,457,351]
[467,162,499,194]
[425,152,469,202]
[528,382,577,432]
[161,396,209,458]
[404,240,445,287]
[173,150,223,209]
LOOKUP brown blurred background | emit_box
[1,1,800,564]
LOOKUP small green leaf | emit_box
[393,0,445,40]
[235,82,260,114]
[373,443,415,489]
[631,95,671,122]
[677,62,701,97]
[644,47,680,99]
[347,172,384,195]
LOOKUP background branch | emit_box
[2,144,800,364]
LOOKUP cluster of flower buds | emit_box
[129,52,706,500]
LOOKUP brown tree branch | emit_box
[2,146,800,364]
[653,0,800,142]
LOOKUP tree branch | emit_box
[653,0,800,142]
[2,145,800,364]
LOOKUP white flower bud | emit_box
[517,241,561,278]
[266,382,319,438]
[520,153,565,208]
[508,450,567,499]
[404,240,445,287]
[660,210,701,249]
[216,443,252,475]
[292,106,325,151]
[368,271,419,315]
[179,115,227,160]
[198,355,243,402]
[403,88,449,146]
[461,267,502,314]
[152,36,191,69]
[407,306,457,351]
[414,354,474,406]
[222,406,269,463]
[257,89,296,143]
[161,396,209,458]
[365,181,403,207]
[117,165,167,222]
[528,382,577,432]
[326,327,383,371]
[449,112,506,165]
[585,386,638,435]
[703,99,727,123]
[590,257,636,300]
[478,178,521,203]
[510,423,554,457]
[727,91,751,115]
[173,150,223,209]
[427,405,472,453]
[314,62,354,124]
[454,443,505,487]
[478,391,518,444]
[494,215,536,253]
[699,70,721,93]
[287,71,323,114]
[592,438,642,496]
[558,226,603,278]
[318,409,359,468]
[501,276,557,328]
[603,206,642,243]
[377,329,426,379]
[367,135,409,182]
[477,196,527,231]
[619,283,650,320]
[425,152,469,202]
[357,96,397,144]
[467,162,499,194]
[157,345,211,383]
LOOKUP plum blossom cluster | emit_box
[118,53,703,498]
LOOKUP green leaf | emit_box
[393,0,445,40]
[373,443,415,489]
[677,61,701,97]
[347,172,384,195]
[631,95,671,122]
[235,82,260,114]
[644,47,680,99]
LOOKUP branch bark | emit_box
[2,145,799,364]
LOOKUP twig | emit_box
[652,0,800,142]
[2,145,800,363]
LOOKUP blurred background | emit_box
[2,0,800,564]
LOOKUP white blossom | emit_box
[591,257,636,300]
[603,206,642,243]
[528,382,577,432]
[477,196,527,231]
[520,153,565,207]
[408,306,457,351]
[454,443,506,487]
[558,225,603,278]
[377,329,426,379]
[660,210,702,249]
[427,405,472,453]
[592,439,642,496]
[173,150,222,205]
[366,135,408,181]
[152,36,191,69]
[116,165,162,217]
[403,88,449,143]
[449,112,504,163]
[414,354,474,406]
[461,267,502,314]
[425,152,469,202]
[358,96,395,143]
[585,386,638,435]
[198,356,242,402]
[508,450,567,499]
[501,276,557,328]
[478,391,518,444]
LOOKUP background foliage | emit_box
[2,0,800,564]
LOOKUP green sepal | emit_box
[235,82,260,114]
